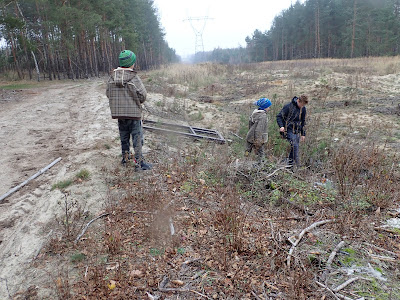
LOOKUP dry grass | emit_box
[26,57,400,299]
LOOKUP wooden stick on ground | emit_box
[75,212,110,243]
[327,241,346,268]
[321,240,346,282]
[315,281,341,300]
[0,157,62,202]
[287,219,334,268]
[332,277,359,292]
[362,242,398,256]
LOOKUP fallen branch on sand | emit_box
[75,212,110,243]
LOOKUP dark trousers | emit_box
[118,119,143,163]
[287,131,300,165]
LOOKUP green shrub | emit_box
[51,179,73,190]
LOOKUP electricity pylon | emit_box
[183,16,213,54]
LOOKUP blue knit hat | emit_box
[254,98,272,110]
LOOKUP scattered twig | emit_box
[169,217,175,236]
[0,277,11,298]
[362,242,398,257]
[236,170,251,181]
[182,258,203,266]
[327,241,346,268]
[75,212,110,242]
[251,290,262,300]
[374,227,400,235]
[317,281,361,300]
[287,219,334,268]
[332,277,359,292]
[157,275,211,299]
[189,289,213,299]
[159,286,190,292]
[264,281,279,291]
[368,254,396,262]
[146,292,160,300]
[229,131,243,140]
[266,216,307,223]
[315,281,341,300]
[263,166,290,179]
[185,197,209,207]
[321,240,346,282]
[336,294,360,300]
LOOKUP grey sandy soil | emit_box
[0,79,118,298]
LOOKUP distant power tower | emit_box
[183,16,213,54]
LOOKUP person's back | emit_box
[245,98,272,163]
[106,50,152,170]
[246,109,269,145]
[107,67,147,120]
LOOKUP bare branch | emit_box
[75,213,110,242]
[287,219,334,268]
[332,277,359,292]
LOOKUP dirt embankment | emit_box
[0,79,118,298]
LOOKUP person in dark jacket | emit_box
[106,50,152,170]
[276,95,308,167]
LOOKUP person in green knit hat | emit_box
[106,50,152,170]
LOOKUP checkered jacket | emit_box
[106,67,147,120]
[246,109,269,145]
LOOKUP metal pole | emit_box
[0,157,62,203]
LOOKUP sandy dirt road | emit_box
[0,79,119,298]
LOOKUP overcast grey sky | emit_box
[153,0,302,58]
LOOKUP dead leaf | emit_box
[171,279,184,286]
[199,229,207,236]
[130,269,143,278]
[108,280,116,290]
[307,232,317,243]
[55,277,62,289]
[106,262,120,270]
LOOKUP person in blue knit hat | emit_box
[245,98,272,163]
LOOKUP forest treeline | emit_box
[195,0,400,64]
[0,0,179,80]
[1,0,400,80]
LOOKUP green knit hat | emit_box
[119,50,136,67]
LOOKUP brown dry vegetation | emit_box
[4,57,400,299]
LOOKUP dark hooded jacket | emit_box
[106,67,147,120]
[276,96,306,136]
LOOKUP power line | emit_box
[183,16,213,54]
